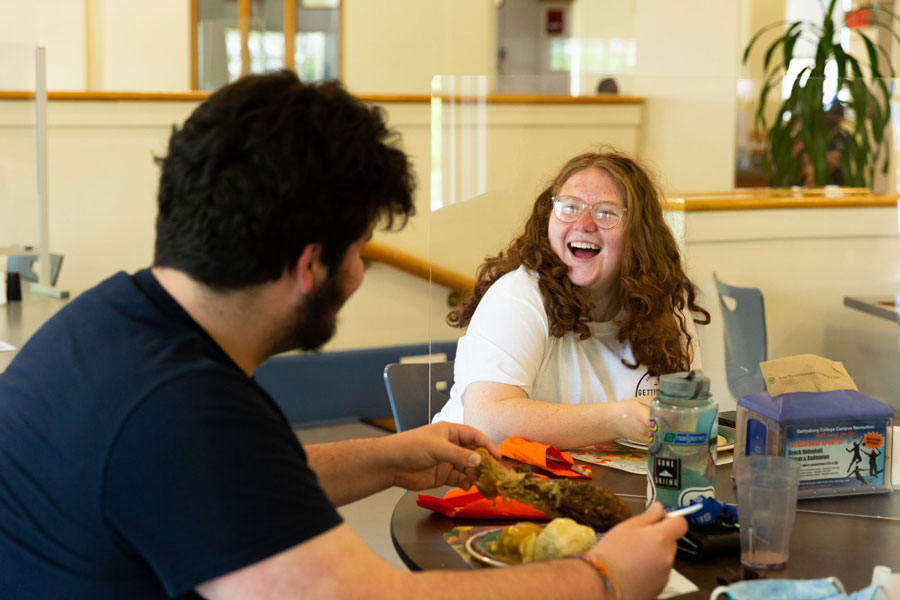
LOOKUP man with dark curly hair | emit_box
[0,71,685,599]
[434,151,710,449]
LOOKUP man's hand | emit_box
[613,396,652,443]
[588,502,686,600]
[384,422,501,491]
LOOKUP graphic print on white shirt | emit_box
[634,371,659,398]
[432,266,700,424]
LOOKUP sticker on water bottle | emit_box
[663,432,707,444]
[653,456,681,489]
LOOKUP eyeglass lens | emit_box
[553,197,623,229]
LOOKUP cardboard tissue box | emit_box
[734,354,894,498]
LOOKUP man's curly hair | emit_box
[447,150,710,377]
[154,70,414,290]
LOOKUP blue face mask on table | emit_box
[711,578,883,600]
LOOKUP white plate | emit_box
[616,426,736,452]
[465,527,518,567]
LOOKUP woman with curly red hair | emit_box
[432,150,710,448]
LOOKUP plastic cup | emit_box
[735,455,801,569]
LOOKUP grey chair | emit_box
[713,272,768,401]
[255,342,457,428]
[6,254,64,287]
[383,361,454,432]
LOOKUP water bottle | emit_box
[647,369,717,508]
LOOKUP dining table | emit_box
[391,450,900,598]
[0,291,68,372]
[844,296,900,323]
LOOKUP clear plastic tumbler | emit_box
[735,455,801,569]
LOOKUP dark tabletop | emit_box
[391,461,900,597]
[1,292,68,372]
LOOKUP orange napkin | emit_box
[416,485,548,520]
[498,436,591,479]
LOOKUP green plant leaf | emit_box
[843,52,864,78]
[747,3,894,189]
[833,44,847,80]
[742,20,790,65]
[762,33,788,72]
[800,79,828,185]
[781,22,804,71]
[857,31,883,81]
[853,28,897,80]
[863,6,900,57]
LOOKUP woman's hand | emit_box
[385,422,502,491]
[612,396,652,443]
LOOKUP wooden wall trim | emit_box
[190,0,198,90]
[0,90,210,101]
[239,0,251,77]
[363,93,643,105]
[663,188,900,212]
[0,90,642,105]
[338,0,345,81]
[284,0,296,71]
[361,242,474,294]
[668,194,900,212]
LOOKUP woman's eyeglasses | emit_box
[551,196,626,230]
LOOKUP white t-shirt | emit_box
[433,266,701,424]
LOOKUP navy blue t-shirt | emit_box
[0,269,342,598]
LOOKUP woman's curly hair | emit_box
[447,150,710,377]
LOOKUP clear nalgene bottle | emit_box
[647,369,717,508]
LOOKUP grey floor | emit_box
[294,422,408,570]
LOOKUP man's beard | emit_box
[274,271,347,354]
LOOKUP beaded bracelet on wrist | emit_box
[573,553,620,600]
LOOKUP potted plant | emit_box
[742,0,899,188]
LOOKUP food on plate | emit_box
[490,521,543,562]
[489,518,596,563]
[474,448,631,531]
[529,518,596,561]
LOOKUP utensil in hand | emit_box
[664,503,704,519]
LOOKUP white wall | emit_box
[0,97,640,353]
[86,0,191,91]
[343,0,496,95]
[680,205,900,414]
[430,101,642,274]
[571,0,636,95]
[1,0,747,196]
[0,0,86,90]
[633,0,740,193]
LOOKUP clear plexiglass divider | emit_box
[424,74,900,431]
[0,44,63,297]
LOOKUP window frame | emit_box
[189,0,342,90]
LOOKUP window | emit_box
[192,0,340,91]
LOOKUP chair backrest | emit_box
[6,254,64,287]
[713,272,768,401]
[254,341,457,427]
[383,361,454,432]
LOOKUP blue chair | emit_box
[6,254,64,287]
[254,341,457,427]
[383,361,454,432]
[713,272,768,401]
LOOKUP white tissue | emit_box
[871,565,900,599]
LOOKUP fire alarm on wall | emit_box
[546,9,564,35]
